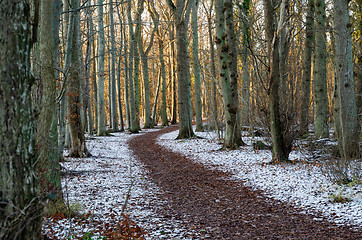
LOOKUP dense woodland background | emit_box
[0,0,361,238]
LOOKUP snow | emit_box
[158,128,362,230]
[42,126,361,239]
[42,129,199,239]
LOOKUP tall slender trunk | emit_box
[313,0,328,138]
[84,1,93,135]
[58,0,71,159]
[263,0,290,162]
[170,23,178,124]
[159,40,169,126]
[300,0,314,137]
[205,1,218,129]
[356,1,362,140]
[97,0,107,136]
[192,0,203,131]
[116,6,125,131]
[240,0,251,127]
[36,0,63,200]
[215,0,244,149]
[333,0,360,159]
[67,0,90,157]
[133,0,145,130]
[109,0,119,132]
[171,0,194,138]
[127,0,139,133]
[140,0,159,128]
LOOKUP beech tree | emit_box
[97,0,107,136]
[313,0,329,138]
[36,0,62,200]
[263,0,291,162]
[300,0,314,137]
[333,0,360,160]
[139,0,159,128]
[109,0,119,132]
[239,0,251,127]
[215,0,244,149]
[67,0,90,157]
[127,0,140,133]
[192,0,203,132]
[0,0,42,237]
[168,0,195,138]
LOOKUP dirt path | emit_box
[128,126,361,239]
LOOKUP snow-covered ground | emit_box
[42,129,199,239]
[158,128,362,230]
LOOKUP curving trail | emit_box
[128,126,361,239]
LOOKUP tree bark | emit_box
[172,0,195,138]
[0,0,42,238]
[240,0,251,127]
[127,0,139,133]
[192,0,203,132]
[300,0,314,137]
[204,0,218,129]
[84,0,94,135]
[36,0,63,200]
[140,0,159,128]
[159,39,169,126]
[116,5,125,132]
[333,0,360,160]
[67,0,90,157]
[96,0,107,136]
[215,0,244,149]
[263,0,290,162]
[170,22,178,124]
[109,0,119,132]
[313,0,329,138]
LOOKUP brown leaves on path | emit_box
[128,125,361,239]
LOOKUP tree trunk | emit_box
[109,0,119,132]
[192,0,203,132]
[67,0,90,157]
[84,0,94,135]
[170,23,178,124]
[36,0,63,200]
[263,0,290,162]
[97,0,107,136]
[152,69,162,125]
[240,0,251,127]
[116,5,125,132]
[313,0,329,138]
[333,0,360,160]
[0,0,42,238]
[127,0,139,133]
[205,1,218,129]
[58,0,72,159]
[215,0,243,149]
[356,1,362,141]
[225,0,244,147]
[300,0,314,137]
[140,0,159,128]
[91,19,98,132]
[173,0,194,138]
[159,40,169,126]
[134,3,142,131]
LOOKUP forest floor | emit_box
[42,125,362,239]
